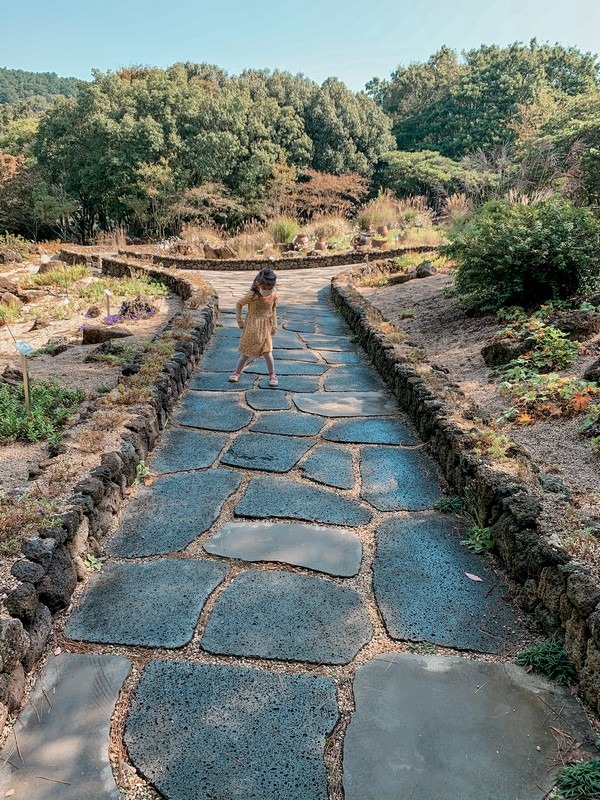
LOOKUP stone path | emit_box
[1,266,594,799]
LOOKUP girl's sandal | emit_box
[228,372,240,383]
[268,374,278,387]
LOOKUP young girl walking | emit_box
[229,268,278,386]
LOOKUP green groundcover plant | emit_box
[446,199,600,313]
[0,378,84,443]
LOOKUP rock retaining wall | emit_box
[117,245,437,271]
[0,259,217,727]
[331,260,600,712]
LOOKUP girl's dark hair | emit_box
[251,268,277,296]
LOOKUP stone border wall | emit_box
[331,261,600,712]
[116,245,437,272]
[0,259,217,726]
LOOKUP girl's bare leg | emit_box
[234,355,250,374]
[263,352,275,375]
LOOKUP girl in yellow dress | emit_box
[229,268,278,386]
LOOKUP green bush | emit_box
[269,216,299,244]
[0,379,84,443]
[446,200,600,313]
[516,638,576,684]
[555,758,600,799]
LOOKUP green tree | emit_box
[374,149,471,199]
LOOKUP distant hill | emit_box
[0,67,83,108]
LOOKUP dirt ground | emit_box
[361,270,600,577]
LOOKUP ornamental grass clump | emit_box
[516,638,576,684]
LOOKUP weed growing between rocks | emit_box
[0,493,59,554]
[433,496,462,513]
[460,524,494,553]
[516,638,577,685]
[555,757,600,799]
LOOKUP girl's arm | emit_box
[236,293,251,327]
[271,298,278,332]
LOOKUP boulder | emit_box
[389,271,417,285]
[552,310,600,341]
[22,604,52,672]
[1,291,23,309]
[37,259,67,274]
[4,583,39,624]
[5,664,26,712]
[584,359,600,384]
[38,545,77,612]
[0,618,30,673]
[0,249,22,264]
[10,559,46,583]
[29,317,50,331]
[481,338,531,368]
[82,325,133,344]
[415,260,437,278]
[0,277,18,294]
[86,305,101,318]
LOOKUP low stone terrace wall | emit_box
[331,259,600,713]
[117,245,436,271]
[0,259,217,726]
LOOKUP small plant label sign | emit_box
[14,340,35,356]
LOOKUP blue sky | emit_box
[2,0,599,90]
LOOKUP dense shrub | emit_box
[269,216,299,243]
[446,200,600,312]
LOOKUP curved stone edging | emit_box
[116,245,437,272]
[0,258,218,726]
[331,261,600,713]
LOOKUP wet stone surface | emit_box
[250,410,325,437]
[0,653,131,800]
[65,559,227,647]
[125,661,338,800]
[109,470,241,556]
[324,417,418,445]
[202,569,372,663]
[258,375,320,392]
[360,445,441,511]
[236,475,372,526]
[150,428,228,474]
[221,432,315,472]
[174,392,253,431]
[373,514,524,652]
[189,371,255,391]
[324,365,383,392]
[294,392,398,417]
[300,443,354,489]
[204,521,362,576]
[343,653,594,800]
[245,389,291,410]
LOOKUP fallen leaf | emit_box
[54,647,61,656]
[143,477,154,487]
[465,572,483,582]
[6,790,15,797]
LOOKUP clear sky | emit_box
[2,0,599,90]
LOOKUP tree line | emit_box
[1,40,599,242]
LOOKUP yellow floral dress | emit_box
[236,291,278,357]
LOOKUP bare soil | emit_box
[361,270,600,577]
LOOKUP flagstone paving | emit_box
[65,559,228,647]
[108,469,241,556]
[204,521,362,576]
[125,662,338,800]
[202,570,372,663]
[10,264,594,800]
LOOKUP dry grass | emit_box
[304,213,351,242]
[0,493,59,554]
[93,227,128,249]
[400,226,446,248]
[357,191,403,230]
[20,263,90,288]
[103,339,176,407]
[181,224,223,247]
[227,222,272,259]
[0,299,23,326]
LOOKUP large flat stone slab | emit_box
[65,559,227,647]
[283,321,318,333]
[109,469,241,556]
[125,661,338,800]
[236,475,372,526]
[258,375,319,392]
[300,444,354,489]
[343,653,595,800]
[321,351,365,364]
[0,653,131,800]
[245,360,327,376]
[324,365,383,392]
[360,445,440,510]
[204,520,362,576]
[294,392,397,417]
[250,410,325,437]
[324,417,418,445]
[189,371,255,391]
[246,388,291,410]
[373,514,523,652]
[174,392,253,431]
[271,329,304,349]
[151,428,228,474]
[202,570,372,663]
[221,432,315,472]
[300,333,355,351]
[272,348,320,362]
